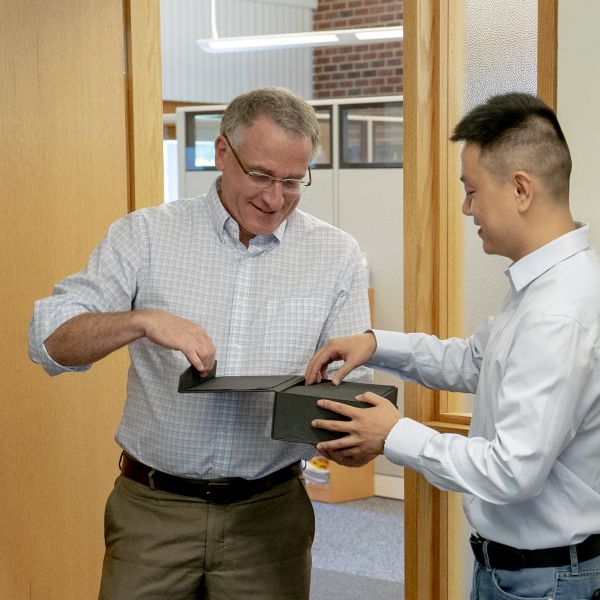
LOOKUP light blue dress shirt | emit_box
[374,224,600,549]
[29,180,372,479]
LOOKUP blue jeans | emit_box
[470,546,600,599]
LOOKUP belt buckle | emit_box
[205,480,237,504]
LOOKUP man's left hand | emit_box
[311,392,401,463]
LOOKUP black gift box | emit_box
[178,365,398,444]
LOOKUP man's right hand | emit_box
[139,310,216,374]
[304,331,377,385]
[45,309,216,374]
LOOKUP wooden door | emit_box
[0,1,162,598]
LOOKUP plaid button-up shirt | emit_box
[29,179,372,478]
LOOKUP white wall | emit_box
[557,0,600,252]
[160,0,315,102]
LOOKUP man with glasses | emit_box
[29,87,371,600]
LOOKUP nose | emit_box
[261,181,286,210]
[462,195,472,216]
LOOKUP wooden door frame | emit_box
[402,1,558,598]
[124,0,164,211]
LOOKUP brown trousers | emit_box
[98,473,314,599]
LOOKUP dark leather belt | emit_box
[120,453,302,504]
[470,533,600,570]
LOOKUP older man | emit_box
[29,87,371,600]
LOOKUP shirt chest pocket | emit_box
[263,297,331,371]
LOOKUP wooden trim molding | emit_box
[424,421,471,436]
[403,0,450,596]
[163,100,209,113]
[124,0,164,211]
[537,0,558,110]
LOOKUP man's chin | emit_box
[247,219,285,237]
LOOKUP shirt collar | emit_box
[206,177,288,247]
[507,222,590,292]
[206,178,230,239]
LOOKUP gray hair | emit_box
[220,87,321,160]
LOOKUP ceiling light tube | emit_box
[354,27,404,41]
[197,26,403,53]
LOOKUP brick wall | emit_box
[313,0,403,99]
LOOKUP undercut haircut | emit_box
[450,93,572,201]
[220,87,321,161]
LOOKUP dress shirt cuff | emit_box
[365,329,421,383]
[383,417,438,471]
[37,342,91,376]
[368,329,412,369]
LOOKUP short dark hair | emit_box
[450,93,572,201]
[220,87,321,160]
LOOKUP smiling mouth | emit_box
[251,203,277,215]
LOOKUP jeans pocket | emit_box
[490,567,553,599]
[554,568,600,600]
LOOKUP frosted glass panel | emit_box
[457,0,537,413]
[457,2,538,597]
[463,1,537,113]
[462,0,537,337]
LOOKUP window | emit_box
[340,102,403,168]
[184,111,223,171]
[312,106,332,168]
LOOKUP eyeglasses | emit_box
[223,135,311,196]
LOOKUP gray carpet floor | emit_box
[310,496,404,600]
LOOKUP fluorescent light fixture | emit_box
[355,28,404,41]
[198,26,403,54]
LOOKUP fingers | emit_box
[317,365,328,384]
[315,448,334,461]
[186,347,214,374]
[330,362,356,386]
[142,310,217,370]
[315,447,357,467]
[354,391,385,406]
[315,442,378,468]
[318,450,374,468]
[315,435,359,452]
[180,331,216,373]
[305,346,338,384]
[311,419,352,438]
[316,398,358,418]
[305,332,377,385]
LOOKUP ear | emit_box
[214,136,228,172]
[513,170,534,214]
